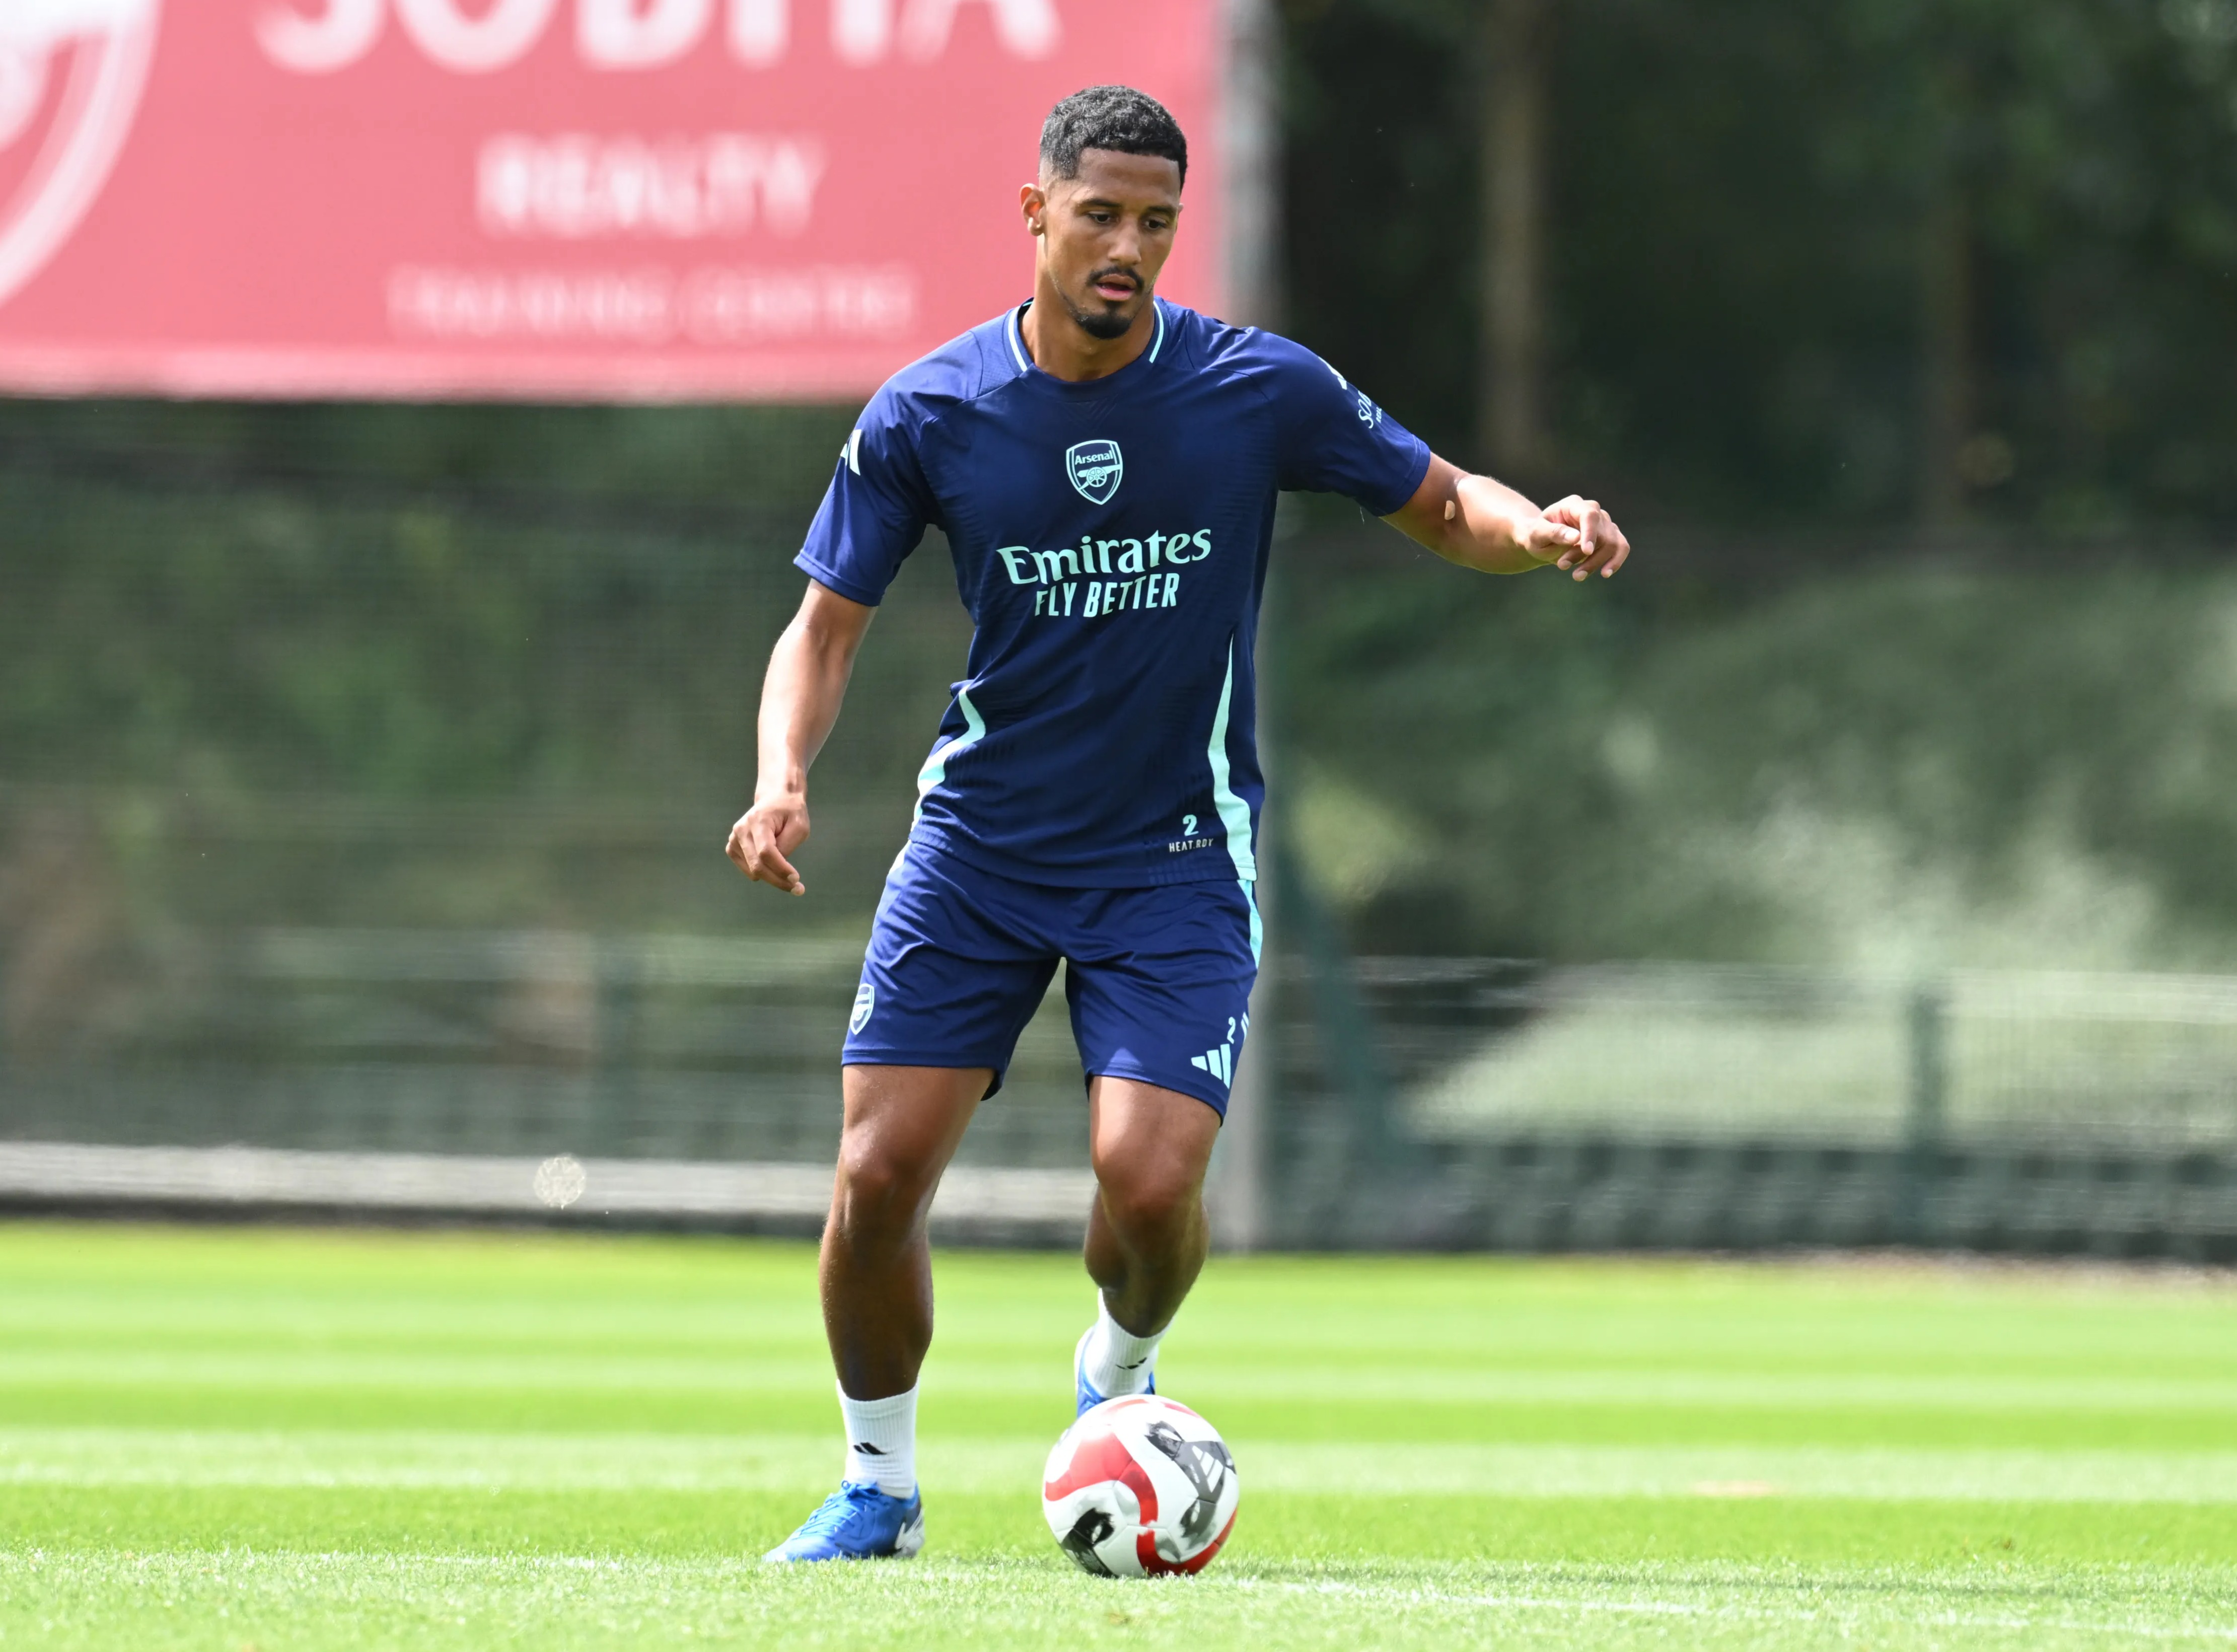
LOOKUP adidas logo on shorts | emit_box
[1189,1014,1249,1088]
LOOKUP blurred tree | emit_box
[1480,0,1554,476]
[1279,537,2237,970]
[1282,0,2237,529]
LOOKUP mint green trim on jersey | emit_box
[914,685,986,819]
[1240,873,1263,965]
[1208,642,1258,882]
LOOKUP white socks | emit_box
[1081,1295,1165,1398]
[836,1303,1164,1498]
[837,1382,917,1499]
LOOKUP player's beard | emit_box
[1060,269,1143,340]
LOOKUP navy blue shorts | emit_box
[842,839,1261,1117]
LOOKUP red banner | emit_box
[0,1,1223,400]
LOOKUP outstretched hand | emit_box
[1538,495,1630,581]
[1387,458,1634,580]
[726,795,811,896]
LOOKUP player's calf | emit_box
[1074,1076,1220,1414]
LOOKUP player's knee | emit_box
[832,1133,940,1239]
[1095,1162,1202,1244]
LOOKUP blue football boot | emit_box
[762,1482,924,1563]
[1073,1326,1156,1418]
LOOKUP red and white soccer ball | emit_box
[1042,1394,1239,1577]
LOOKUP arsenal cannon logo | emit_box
[0,0,159,312]
[1066,439,1123,507]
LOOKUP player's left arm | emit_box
[1383,453,1631,581]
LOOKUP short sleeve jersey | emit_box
[796,297,1431,892]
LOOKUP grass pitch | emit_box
[2,1225,2233,1648]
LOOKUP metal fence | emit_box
[3,923,2234,1259]
[0,921,1096,1241]
[1259,957,2237,1259]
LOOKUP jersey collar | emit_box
[1006,298,1168,384]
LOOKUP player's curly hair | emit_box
[1040,86,1187,189]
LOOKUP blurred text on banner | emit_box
[0,0,1221,400]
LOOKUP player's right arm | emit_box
[726,580,875,896]
[731,371,939,895]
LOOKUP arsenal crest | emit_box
[0,0,159,312]
[1066,439,1123,506]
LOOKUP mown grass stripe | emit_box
[4,1553,2232,1647]
[6,1229,2232,1650]
[4,1353,2232,1412]
[8,1430,2237,1502]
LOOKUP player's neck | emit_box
[1020,281,1157,383]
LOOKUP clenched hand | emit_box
[727,794,810,896]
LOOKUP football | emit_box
[1042,1394,1240,1576]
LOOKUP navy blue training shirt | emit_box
[796,296,1432,897]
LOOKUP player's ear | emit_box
[1020,182,1047,236]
